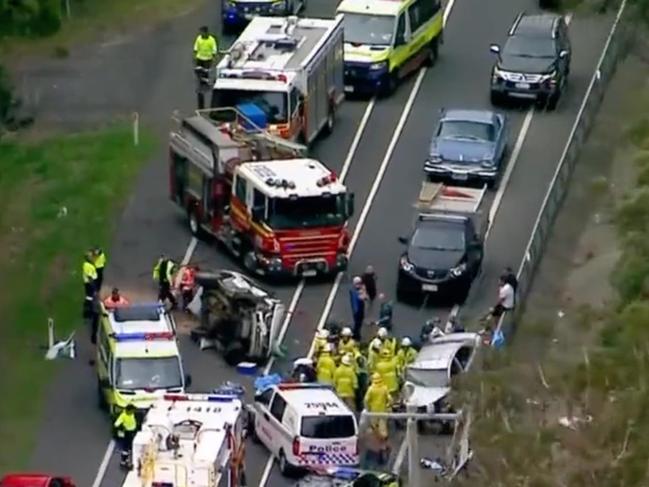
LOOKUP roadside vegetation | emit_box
[453,53,649,485]
[0,125,154,470]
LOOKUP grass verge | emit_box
[454,57,649,486]
[0,0,205,58]
[0,124,155,471]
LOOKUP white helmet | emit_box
[318,329,330,339]
[401,337,412,347]
[293,357,313,369]
[324,343,334,353]
[341,327,353,337]
[371,338,382,351]
[377,327,388,339]
[341,354,352,366]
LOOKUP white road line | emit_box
[485,108,534,239]
[90,441,115,487]
[340,98,377,181]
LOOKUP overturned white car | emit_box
[403,332,480,431]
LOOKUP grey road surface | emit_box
[21,0,615,485]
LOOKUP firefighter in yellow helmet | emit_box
[396,336,417,373]
[334,353,358,410]
[376,327,397,358]
[337,327,360,366]
[313,329,330,360]
[364,372,391,439]
[374,348,399,397]
[316,343,336,385]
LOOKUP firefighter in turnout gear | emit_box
[396,336,417,373]
[334,353,358,410]
[364,373,391,439]
[376,327,397,358]
[367,338,382,374]
[374,348,399,397]
[337,327,360,367]
[153,255,178,309]
[114,404,138,469]
[316,343,336,385]
[313,329,330,360]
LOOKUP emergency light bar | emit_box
[316,174,337,187]
[163,393,238,403]
[278,383,334,390]
[112,331,174,342]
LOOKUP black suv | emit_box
[489,13,571,110]
[396,213,484,303]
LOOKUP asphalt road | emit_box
[23,0,615,485]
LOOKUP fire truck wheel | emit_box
[323,108,335,136]
[188,210,201,237]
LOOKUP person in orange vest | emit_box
[180,265,199,311]
[103,288,130,310]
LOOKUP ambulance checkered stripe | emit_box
[296,452,359,465]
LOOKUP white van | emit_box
[248,382,359,475]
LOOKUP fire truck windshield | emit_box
[213,89,288,124]
[268,194,346,229]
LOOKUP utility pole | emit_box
[359,409,461,487]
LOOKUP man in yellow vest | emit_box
[153,254,178,309]
[114,403,138,468]
[92,246,107,292]
[82,252,98,302]
[193,26,218,109]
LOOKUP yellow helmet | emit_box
[371,372,382,383]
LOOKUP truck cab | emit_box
[169,111,355,279]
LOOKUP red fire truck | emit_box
[169,108,354,278]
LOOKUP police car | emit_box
[248,383,359,475]
[96,303,191,419]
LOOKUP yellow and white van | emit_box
[337,0,443,95]
[96,303,191,421]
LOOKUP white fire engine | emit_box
[213,15,344,146]
[122,393,247,487]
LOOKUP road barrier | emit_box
[497,0,634,340]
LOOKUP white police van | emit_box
[248,383,359,475]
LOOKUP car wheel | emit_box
[489,90,502,106]
[278,450,294,476]
[425,37,440,67]
[546,89,561,111]
[248,411,261,444]
[323,108,335,136]
[188,210,202,238]
[383,71,398,97]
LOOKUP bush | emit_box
[0,0,62,37]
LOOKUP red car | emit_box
[0,474,75,487]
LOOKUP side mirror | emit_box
[185,374,193,388]
[345,193,355,218]
[489,44,500,55]
[398,236,408,245]
[559,50,569,59]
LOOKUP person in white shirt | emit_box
[492,276,515,319]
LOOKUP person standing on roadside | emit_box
[349,276,367,340]
[153,254,178,309]
[489,275,515,326]
[502,266,518,293]
[361,265,377,304]
[82,252,98,302]
[92,246,107,292]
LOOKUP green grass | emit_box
[0,0,205,58]
[0,124,155,471]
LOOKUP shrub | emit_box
[0,64,12,123]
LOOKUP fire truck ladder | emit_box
[196,107,307,160]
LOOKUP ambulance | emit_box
[96,303,191,420]
[213,15,345,146]
[337,0,443,95]
[248,383,359,475]
[122,393,247,487]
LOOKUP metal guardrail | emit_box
[496,0,634,339]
